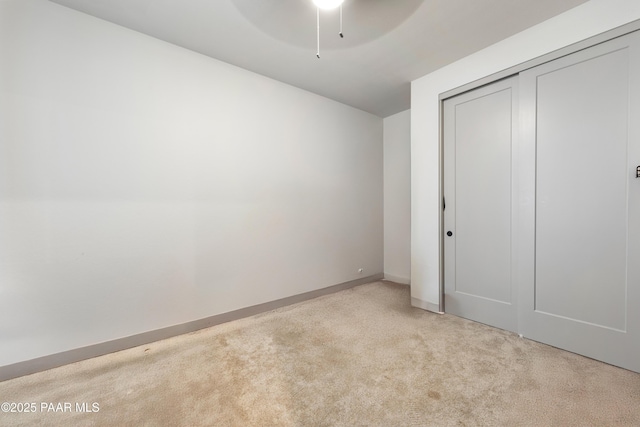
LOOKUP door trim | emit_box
[437,20,640,313]
[440,20,640,102]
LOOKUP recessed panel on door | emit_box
[535,49,629,331]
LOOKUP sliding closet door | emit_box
[519,32,640,372]
[443,77,518,332]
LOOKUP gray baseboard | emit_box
[383,274,410,285]
[0,274,383,382]
[411,297,443,314]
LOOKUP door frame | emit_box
[437,19,640,313]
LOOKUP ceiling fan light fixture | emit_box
[312,0,344,10]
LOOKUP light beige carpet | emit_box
[1,281,639,426]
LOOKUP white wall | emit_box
[0,0,383,367]
[383,110,410,284]
[411,0,640,311]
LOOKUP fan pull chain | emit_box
[316,7,320,58]
[315,3,344,59]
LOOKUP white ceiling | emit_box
[49,0,589,117]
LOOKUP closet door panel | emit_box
[519,31,640,372]
[443,77,518,332]
[535,48,629,330]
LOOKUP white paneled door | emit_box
[518,32,640,372]
[444,31,640,373]
[443,77,519,333]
